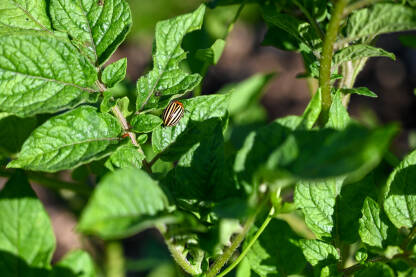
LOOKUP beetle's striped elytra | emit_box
[162,101,185,126]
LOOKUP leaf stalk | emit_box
[206,198,269,277]
[343,0,384,17]
[216,207,275,277]
[293,0,325,40]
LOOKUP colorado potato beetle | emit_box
[162,100,185,126]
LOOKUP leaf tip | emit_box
[6,160,21,169]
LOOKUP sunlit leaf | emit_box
[79,168,171,239]
[136,5,205,112]
[0,34,98,117]
[8,106,121,172]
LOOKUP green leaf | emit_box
[245,219,306,276]
[293,124,397,180]
[136,5,205,112]
[262,25,300,51]
[299,89,322,130]
[261,4,321,52]
[225,73,275,117]
[0,0,51,32]
[165,120,238,202]
[137,134,148,144]
[355,248,368,263]
[199,218,242,255]
[341,87,378,98]
[115,96,132,118]
[152,94,230,155]
[100,91,117,113]
[78,168,171,239]
[0,115,37,155]
[299,239,339,266]
[299,0,328,22]
[0,173,55,271]
[52,250,95,277]
[50,0,132,65]
[102,58,127,88]
[105,142,145,170]
[235,122,397,184]
[195,39,226,65]
[236,258,251,277]
[0,33,99,117]
[356,263,395,277]
[325,90,350,130]
[294,178,343,238]
[333,44,395,65]
[345,3,416,43]
[359,197,389,248]
[8,106,121,172]
[337,172,378,243]
[320,264,342,277]
[131,113,163,133]
[384,149,416,228]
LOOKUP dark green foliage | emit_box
[1,0,416,276]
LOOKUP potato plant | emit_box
[0,0,415,276]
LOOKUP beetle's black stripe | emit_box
[168,107,184,126]
[166,105,183,126]
[163,102,176,125]
[163,102,184,126]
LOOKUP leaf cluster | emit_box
[0,0,416,276]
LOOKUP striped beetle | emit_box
[162,100,185,126]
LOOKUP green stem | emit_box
[98,78,151,173]
[206,199,268,277]
[105,241,125,277]
[0,168,92,195]
[318,0,349,125]
[342,253,410,276]
[343,0,384,17]
[157,224,202,276]
[216,207,275,277]
[206,215,256,277]
[165,238,202,276]
[293,0,325,40]
[401,226,416,250]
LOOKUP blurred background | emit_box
[20,0,416,276]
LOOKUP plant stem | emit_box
[110,105,152,174]
[206,215,257,277]
[97,80,151,173]
[105,241,125,277]
[0,168,92,195]
[165,238,202,276]
[318,0,349,125]
[293,0,325,40]
[157,224,202,276]
[343,0,383,17]
[111,105,141,152]
[342,253,410,275]
[148,152,162,168]
[401,226,416,250]
[216,207,275,277]
[206,199,268,277]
